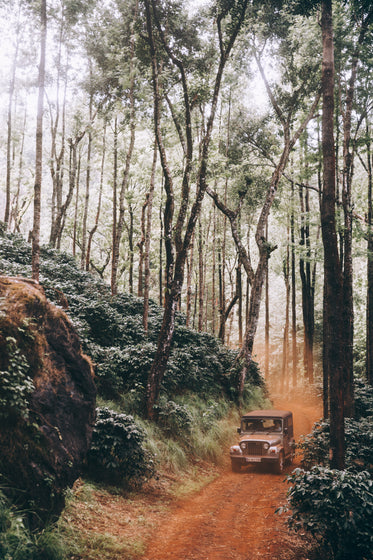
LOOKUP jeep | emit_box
[230,410,295,473]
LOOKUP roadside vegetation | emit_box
[281,380,373,560]
[0,228,269,559]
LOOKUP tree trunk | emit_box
[281,225,290,393]
[290,177,297,388]
[111,117,118,294]
[265,222,270,379]
[72,146,81,258]
[5,20,20,226]
[299,181,315,383]
[86,122,106,270]
[143,141,157,333]
[81,121,92,270]
[111,3,137,295]
[367,122,373,386]
[145,0,248,418]
[11,108,27,233]
[198,220,204,332]
[320,0,345,469]
[31,0,47,282]
[341,6,373,411]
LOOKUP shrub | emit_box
[86,407,155,486]
[300,417,373,474]
[0,490,64,560]
[156,397,193,437]
[285,467,373,560]
[354,377,373,419]
[299,420,330,470]
[0,337,34,421]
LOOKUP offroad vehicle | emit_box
[230,410,295,473]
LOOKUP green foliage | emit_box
[354,377,373,418]
[0,228,264,405]
[285,467,373,560]
[156,396,193,437]
[0,337,33,421]
[86,407,155,487]
[0,490,64,560]
[299,379,373,472]
[298,420,330,470]
[300,417,373,474]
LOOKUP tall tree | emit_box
[31,0,47,282]
[320,0,345,469]
[208,23,320,397]
[144,0,248,419]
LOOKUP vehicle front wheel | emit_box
[275,452,285,474]
[231,459,241,473]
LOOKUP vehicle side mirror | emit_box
[284,427,288,434]
[237,427,241,434]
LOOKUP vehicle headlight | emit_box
[240,442,247,450]
[263,442,270,451]
[230,445,242,455]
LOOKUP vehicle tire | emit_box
[275,452,285,474]
[231,459,241,473]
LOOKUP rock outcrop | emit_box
[0,277,96,526]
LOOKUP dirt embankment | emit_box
[140,393,322,560]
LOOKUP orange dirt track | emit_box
[141,394,322,560]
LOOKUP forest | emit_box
[0,0,373,559]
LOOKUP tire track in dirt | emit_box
[142,394,322,560]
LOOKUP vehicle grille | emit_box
[242,442,264,456]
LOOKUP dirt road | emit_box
[141,395,322,560]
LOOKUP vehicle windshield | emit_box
[242,418,283,433]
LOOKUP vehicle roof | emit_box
[241,409,292,419]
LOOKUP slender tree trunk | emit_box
[299,181,315,383]
[198,219,204,332]
[86,122,106,270]
[111,117,118,294]
[127,204,134,294]
[31,0,47,282]
[238,263,243,346]
[290,176,297,387]
[72,147,81,257]
[265,221,270,379]
[143,141,157,333]
[11,108,27,233]
[320,0,345,469]
[341,7,373,411]
[138,198,147,297]
[49,22,67,248]
[212,204,217,335]
[366,119,373,386]
[81,112,92,270]
[111,3,137,295]
[186,231,195,327]
[281,224,290,393]
[5,21,20,226]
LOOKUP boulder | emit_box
[0,277,96,526]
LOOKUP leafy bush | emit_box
[0,337,34,421]
[156,397,194,437]
[0,227,265,408]
[0,490,64,560]
[86,407,155,486]
[285,467,373,560]
[298,420,330,470]
[354,377,373,419]
[300,416,373,474]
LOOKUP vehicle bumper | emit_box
[231,455,280,465]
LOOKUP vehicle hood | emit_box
[239,433,282,446]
